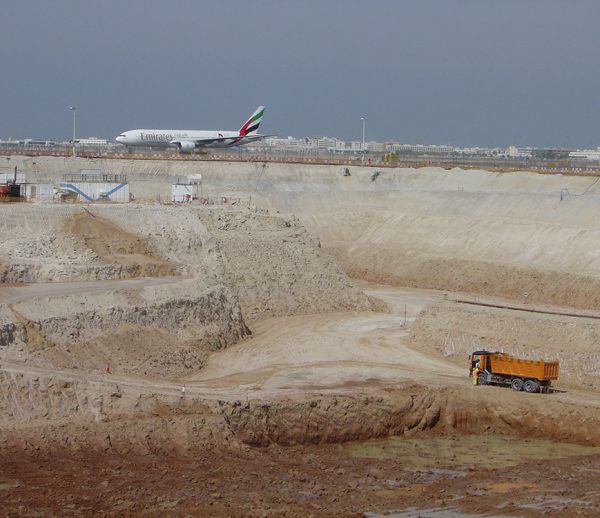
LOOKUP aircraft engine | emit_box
[175,141,196,153]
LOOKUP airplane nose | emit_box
[116,136,124,143]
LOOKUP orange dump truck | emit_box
[469,350,559,393]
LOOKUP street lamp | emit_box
[360,117,366,164]
[69,106,76,157]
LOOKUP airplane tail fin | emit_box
[239,106,265,136]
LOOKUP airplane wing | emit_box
[170,137,228,146]
[171,134,273,147]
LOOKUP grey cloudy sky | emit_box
[1,0,599,147]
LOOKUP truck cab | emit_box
[469,350,495,384]
[469,350,495,375]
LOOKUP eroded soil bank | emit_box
[1,384,599,516]
[2,381,599,454]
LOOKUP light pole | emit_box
[361,117,366,164]
[69,106,76,157]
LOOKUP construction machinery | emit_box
[0,166,24,202]
[469,350,559,393]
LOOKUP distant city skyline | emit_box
[1,1,600,148]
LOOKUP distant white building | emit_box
[387,143,455,154]
[366,141,385,153]
[77,137,108,146]
[505,146,533,158]
[455,146,499,156]
[21,182,54,202]
[255,136,313,152]
[247,135,502,157]
[569,148,600,160]
[315,137,338,150]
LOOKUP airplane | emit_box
[115,106,268,153]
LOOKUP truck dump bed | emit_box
[488,353,559,381]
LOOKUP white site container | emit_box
[172,183,198,202]
[21,183,54,201]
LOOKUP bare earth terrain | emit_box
[1,156,600,516]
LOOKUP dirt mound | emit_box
[0,205,179,282]
[66,211,177,277]
[224,387,600,448]
[0,203,374,316]
[29,325,218,378]
[0,204,376,378]
[197,210,379,322]
[68,211,156,257]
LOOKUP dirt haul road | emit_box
[0,277,179,304]
[193,286,458,390]
[1,284,598,407]
[0,284,457,397]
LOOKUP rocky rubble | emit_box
[197,209,376,321]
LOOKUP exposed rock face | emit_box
[0,204,375,376]
[1,280,249,377]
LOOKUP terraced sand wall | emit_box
[7,155,600,308]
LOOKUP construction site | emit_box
[1,154,600,516]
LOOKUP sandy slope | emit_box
[3,156,600,515]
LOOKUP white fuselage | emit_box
[116,129,244,149]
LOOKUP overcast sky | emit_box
[1,0,600,147]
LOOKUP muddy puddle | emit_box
[340,434,600,471]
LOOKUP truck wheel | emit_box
[477,373,487,386]
[511,378,524,391]
[524,380,539,393]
